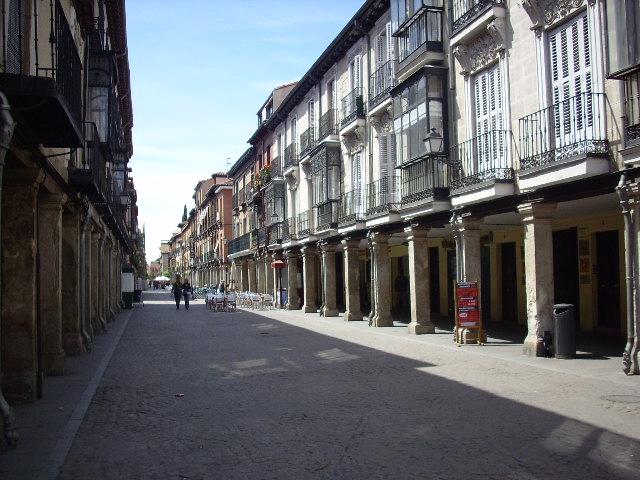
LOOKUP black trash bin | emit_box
[553,303,576,359]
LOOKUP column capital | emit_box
[39,193,68,210]
[518,201,556,223]
[301,244,317,255]
[367,230,389,245]
[4,167,44,190]
[451,213,482,232]
[404,225,429,242]
[283,249,299,260]
[318,240,337,253]
[341,237,361,250]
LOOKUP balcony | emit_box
[238,187,246,206]
[624,72,640,149]
[267,222,284,246]
[369,61,396,112]
[450,130,514,205]
[395,7,444,78]
[284,144,299,171]
[271,156,283,178]
[232,193,238,210]
[296,210,312,238]
[518,92,610,191]
[365,176,401,218]
[338,189,366,226]
[451,0,506,37]
[401,156,450,204]
[318,109,339,141]
[300,127,316,159]
[282,217,295,243]
[0,0,82,147]
[340,87,365,131]
[69,123,112,205]
[228,233,251,255]
[315,202,340,233]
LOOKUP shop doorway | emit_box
[553,228,580,327]
[501,242,517,323]
[596,230,621,330]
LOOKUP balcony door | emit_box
[473,63,504,174]
[549,13,595,150]
[351,152,364,214]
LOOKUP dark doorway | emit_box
[501,242,517,323]
[336,252,345,312]
[481,245,492,324]
[553,228,580,327]
[596,230,621,329]
[429,247,440,315]
[447,249,456,317]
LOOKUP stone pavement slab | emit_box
[50,290,640,480]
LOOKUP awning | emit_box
[271,259,286,269]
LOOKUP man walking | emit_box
[182,279,193,310]
[172,276,183,310]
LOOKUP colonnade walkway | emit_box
[3,290,640,479]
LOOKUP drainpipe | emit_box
[617,174,636,375]
[0,91,19,448]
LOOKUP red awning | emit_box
[271,259,286,269]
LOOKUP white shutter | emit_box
[549,13,593,145]
[354,55,362,91]
[386,22,394,63]
[376,34,385,68]
[379,135,388,181]
[473,63,503,171]
[308,100,315,132]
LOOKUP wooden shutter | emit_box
[354,55,362,91]
[473,63,503,170]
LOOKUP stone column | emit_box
[256,254,265,293]
[247,257,257,292]
[61,206,84,355]
[369,232,393,327]
[102,238,112,322]
[241,259,249,291]
[285,250,300,310]
[90,228,105,334]
[319,241,339,317]
[80,214,93,349]
[367,235,375,320]
[1,169,43,402]
[272,252,281,306]
[301,245,317,313]
[38,193,67,375]
[342,239,363,321]
[518,202,556,356]
[406,226,435,334]
[265,252,274,298]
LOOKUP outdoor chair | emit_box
[227,293,237,311]
[250,292,262,309]
[261,294,274,309]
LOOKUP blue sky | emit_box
[128,0,364,262]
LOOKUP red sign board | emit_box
[455,281,481,329]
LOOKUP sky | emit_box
[127,0,364,263]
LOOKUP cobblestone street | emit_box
[47,290,640,479]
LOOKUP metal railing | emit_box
[451,0,505,33]
[401,156,450,202]
[297,210,312,238]
[341,87,365,128]
[318,109,339,140]
[315,202,340,231]
[519,92,609,170]
[271,156,282,178]
[267,222,283,245]
[338,189,365,225]
[282,217,294,242]
[74,122,111,204]
[238,187,246,205]
[450,130,513,190]
[397,7,443,62]
[284,143,298,170]
[365,176,401,215]
[300,127,316,158]
[624,72,640,148]
[232,193,238,209]
[369,61,396,110]
[228,233,250,255]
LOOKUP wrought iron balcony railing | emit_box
[228,233,250,255]
[369,61,396,110]
[624,72,640,148]
[401,156,450,202]
[338,189,366,225]
[238,187,246,205]
[450,130,513,190]
[282,217,294,242]
[271,156,283,178]
[341,87,365,128]
[284,143,298,170]
[397,7,444,62]
[365,176,401,216]
[315,201,340,232]
[519,92,609,170]
[297,210,312,238]
[318,109,339,140]
[300,127,316,158]
[70,122,113,205]
[451,0,505,34]
[232,193,238,209]
[267,222,284,245]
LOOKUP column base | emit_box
[322,307,339,317]
[286,303,300,311]
[63,333,85,356]
[523,333,543,356]
[455,327,486,344]
[345,311,363,321]
[43,351,66,375]
[2,374,37,403]
[408,322,435,335]
[371,314,393,327]
[303,304,317,313]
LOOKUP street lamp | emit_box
[423,127,444,156]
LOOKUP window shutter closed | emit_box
[355,55,362,91]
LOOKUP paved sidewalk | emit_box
[0,307,132,480]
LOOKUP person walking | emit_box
[182,279,193,310]
[228,280,237,293]
[218,281,226,294]
[171,276,183,310]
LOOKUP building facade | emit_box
[222,0,640,374]
[0,0,142,447]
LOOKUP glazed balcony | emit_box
[369,61,396,111]
[624,72,640,149]
[451,0,505,35]
[284,144,299,170]
[69,123,112,205]
[300,127,316,159]
[340,87,365,129]
[338,189,366,225]
[315,201,340,232]
[365,176,401,216]
[318,109,339,141]
[0,0,82,146]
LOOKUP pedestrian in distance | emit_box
[228,280,237,293]
[182,279,193,310]
[172,276,183,310]
[218,281,226,294]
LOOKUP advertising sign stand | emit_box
[454,280,485,346]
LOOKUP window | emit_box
[473,63,504,167]
[349,56,362,92]
[6,0,25,74]
[308,100,316,133]
[310,147,341,206]
[393,70,445,166]
[606,0,640,76]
